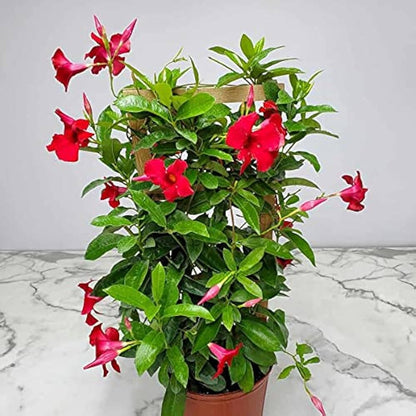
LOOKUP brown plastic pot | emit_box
[184,372,270,416]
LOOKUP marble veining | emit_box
[0,248,415,415]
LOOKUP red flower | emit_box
[339,171,368,212]
[280,220,293,230]
[133,158,194,202]
[226,112,285,174]
[276,258,293,270]
[47,109,93,162]
[310,395,326,416]
[259,100,279,118]
[208,342,243,379]
[84,324,125,377]
[299,198,327,212]
[78,281,103,326]
[85,16,137,76]
[51,48,88,91]
[240,298,262,308]
[101,182,127,208]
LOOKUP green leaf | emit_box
[236,275,263,298]
[294,151,321,172]
[240,34,255,58]
[242,237,293,259]
[154,82,173,107]
[284,230,315,266]
[233,194,260,235]
[269,67,303,77]
[296,343,313,358]
[239,318,281,351]
[210,190,229,205]
[81,178,106,197]
[162,304,214,321]
[152,262,166,303]
[85,233,124,260]
[200,172,218,190]
[185,237,204,263]
[296,362,311,381]
[131,190,166,227]
[192,320,221,353]
[91,214,132,227]
[133,129,177,150]
[216,72,244,88]
[161,382,186,416]
[175,93,215,120]
[135,330,166,375]
[304,356,320,365]
[223,249,237,271]
[222,304,234,331]
[276,89,295,104]
[239,247,265,272]
[167,346,189,388]
[115,95,172,122]
[262,80,280,102]
[242,341,276,367]
[230,351,247,384]
[174,126,197,144]
[280,177,320,189]
[239,360,254,393]
[298,104,336,113]
[173,220,209,237]
[237,189,260,207]
[203,149,233,162]
[101,138,122,165]
[117,235,137,253]
[105,285,159,320]
[125,260,149,289]
[278,365,295,380]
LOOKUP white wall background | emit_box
[1,0,415,250]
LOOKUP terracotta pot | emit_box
[184,373,270,416]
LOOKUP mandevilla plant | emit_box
[48,16,368,416]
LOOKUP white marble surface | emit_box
[0,248,415,415]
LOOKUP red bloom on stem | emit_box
[259,100,279,119]
[339,171,368,212]
[280,220,293,230]
[85,16,137,76]
[208,342,243,379]
[101,182,127,208]
[276,258,293,270]
[51,48,88,91]
[226,112,285,174]
[311,395,326,416]
[299,198,327,212]
[47,109,93,162]
[246,85,255,108]
[133,158,194,202]
[84,324,125,377]
[78,281,103,326]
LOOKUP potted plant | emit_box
[48,16,368,416]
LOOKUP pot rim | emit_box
[186,370,271,402]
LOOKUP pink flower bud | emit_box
[246,85,255,108]
[83,93,93,118]
[299,198,327,212]
[124,317,132,331]
[240,298,262,308]
[310,395,326,416]
[197,284,221,305]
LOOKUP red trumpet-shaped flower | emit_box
[299,198,327,212]
[133,158,194,202]
[101,182,127,208]
[51,48,88,91]
[310,395,326,416]
[259,100,279,119]
[239,298,262,308]
[78,281,103,326]
[226,111,285,174]
[276,257,293,270]
[47,109,93,162]
[208,342,243,379]
[85,16,137,76]
[339,171,368,212]
[84,324,126,377]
